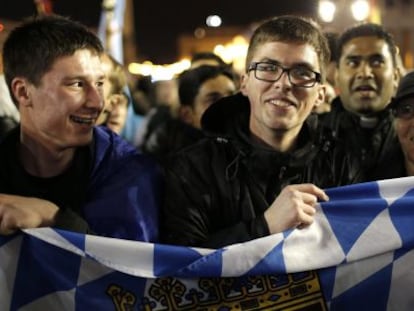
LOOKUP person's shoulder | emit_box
[93,126,159,170]
[166,135,237,168]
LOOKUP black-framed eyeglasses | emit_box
[392,100,414,119]
[248,62,321,88]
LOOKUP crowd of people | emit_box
[0,14,412,250]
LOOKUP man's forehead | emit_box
[342,37,390,55]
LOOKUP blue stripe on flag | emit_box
[11,235,81,310]
[322,181,388,256]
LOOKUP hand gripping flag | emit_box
[1,176,414,310]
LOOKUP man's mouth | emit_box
[267,99,295,108]
[354,85,377,97]
[69,115,96,125]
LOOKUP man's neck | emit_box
[250,126,300,152]
[19,136,75,178]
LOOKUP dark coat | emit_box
[161,93,363,248]
[319,96,398,170]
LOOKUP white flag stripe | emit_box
[346,208,402,261]
[378,176,414,206]
[221,232,285,276]
[332,251,394,298]
[23,227,85,256]
[387,249,414,310]
[77,257,114,287]
[19,289,76,311]
[0,236,23,311]
[85,235,155,277]
[283,205,345,272]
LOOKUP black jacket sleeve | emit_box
[54,207,94,234]
[161,151,270,249]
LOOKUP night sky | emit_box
[0,0,318,63]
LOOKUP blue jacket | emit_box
[84,126,162,242]
[0,126,162,242]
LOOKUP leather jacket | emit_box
[319,96,398,170]
[161,93,363,248]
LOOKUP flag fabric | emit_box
[97,0,126,64]
[1,176,414,310]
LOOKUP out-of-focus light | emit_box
[319,0,336,23]
[194,27,206,39]
[214,35,249,73]
[206,15,222,27]
[0,23,4,32]
[127,59,191,82]
[351,0,370,21]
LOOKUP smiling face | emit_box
[336,36,399,116]
[13,49,105,151]
[240,41,325,146]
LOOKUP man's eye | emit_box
[258,64,276,72]
[400,104,414,114]
[70,81,83,87]
[292,67,313,78]
[346,60,358,67]
[370,58,384,67]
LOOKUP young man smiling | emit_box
[0,15,162,241]
[161,16,361,248]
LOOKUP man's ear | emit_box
[393,67,401,95]
[11,78,31,107]
[314,83,326,108]
[240,73,249,96]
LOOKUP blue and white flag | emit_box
[1,177,414,310]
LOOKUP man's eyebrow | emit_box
[345,55,361,60]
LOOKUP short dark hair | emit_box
[191,52,226,67]
[2,15,103,99]
[245,15,330,82]
[178,65,235,107]
[336,23,397,66]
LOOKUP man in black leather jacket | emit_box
[319,23,400,170]
[161,16,363,248]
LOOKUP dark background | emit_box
[0,0,317,63]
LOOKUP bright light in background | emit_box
[214,35,248,73]
[206,15,222,27]
[128,35,249,79]
[128,60,191,82]
[319,0,336,23]
[351,0,370,21]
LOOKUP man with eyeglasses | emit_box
[161,16,362,248]
[371,71,414,179]
[320,23,400,172]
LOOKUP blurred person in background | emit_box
[0,54,19,139]
[142,64,237,164]
[313,32,339,115]
[190,51,228,68]
[371,70,414,179]
[97,52,130,135]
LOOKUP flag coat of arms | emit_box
[1,177,414,310]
